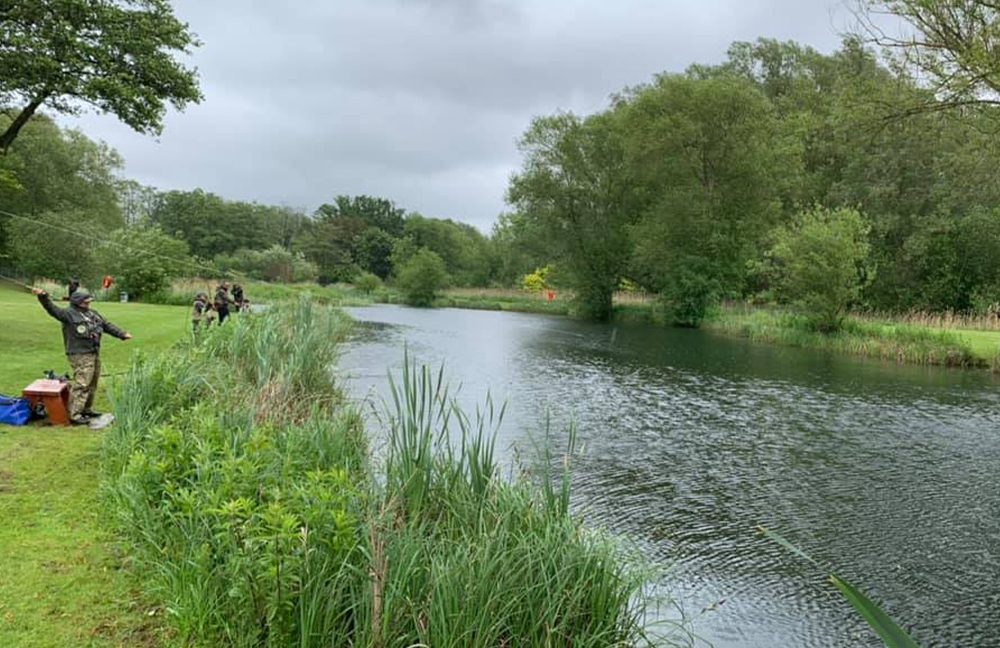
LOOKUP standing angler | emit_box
[32,288,132,425]
[214,281,235,324]
[191,291,211,336]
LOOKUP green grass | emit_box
[705,306,991,368]
[954,329,1000,363]
[0,281,191,647]
[0,430,170,647]
[100,298,661,646]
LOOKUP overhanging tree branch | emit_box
[0,93,49,154]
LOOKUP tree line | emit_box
[4,0,1000,323]
[0,113,496,298]
[501,37,1000,325]
[4,36,1000,322]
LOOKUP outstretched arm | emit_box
[101,318,132,341]
[32,289,71,323]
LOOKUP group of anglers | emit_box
[192,281,249,331]
[31,280,249,426]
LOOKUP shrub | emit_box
[353,271,382,294]
[95,225,190,299]
[215,245,318,283]
[521,265,550,293]
[769,206,873,332]
[395,247,449,306]
[653,255,721,328]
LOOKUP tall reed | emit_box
[708,307,984,367]
[102,296,663,646]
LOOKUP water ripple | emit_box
[341,306,1000,647]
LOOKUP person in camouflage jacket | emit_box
[33,287,132,424]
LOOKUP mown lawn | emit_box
[0,283,190,647]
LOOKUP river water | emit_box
[339,305,1000,647]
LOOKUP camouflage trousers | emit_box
[68,353,101,419]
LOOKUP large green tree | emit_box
[315,195,406,237]
[508,112,635,320]
[150,189,306,259]
[96,224,190,298]
[0,0,202,152]
[401,214,492,286]
[769,206,873,331]
[623,74,788,325]
[0,114,123,273]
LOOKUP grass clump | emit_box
[102,295,659,646]
[366,359,654,647]
[103,298,366,646]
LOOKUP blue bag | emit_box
[0,395,31,426]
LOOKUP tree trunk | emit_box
[0,95,48,154]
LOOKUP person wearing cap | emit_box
[214,281,235,324]
[32,287,132,425]
[232,283,245,310]
[192,291,211,335]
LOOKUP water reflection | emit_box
[341,305,999,647]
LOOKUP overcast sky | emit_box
[70,0,856,232]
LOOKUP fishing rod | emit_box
[0,270,34,292]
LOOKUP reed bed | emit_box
[101,297,662,647]
[708,307,984,367]
[856,309,1000,332]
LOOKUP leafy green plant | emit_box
[394,247,449,307]
[95,225,191,299]
[768,205,873,332]
[353,271,382,294]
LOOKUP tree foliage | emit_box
[770,206,873,331]
[395,247,449,307]
[508,112,634,320]
[215,245,318,283]
[0,114,123,268]
[623,74,787,324]
[315,195,405,237]
[856,1,1000,109]
[0,0,202,152]
[150,189,307,259]
[96,225,190,299]
[502,36,1000,321]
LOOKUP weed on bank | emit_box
[101,298,657,647]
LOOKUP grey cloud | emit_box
[69,0,851,232]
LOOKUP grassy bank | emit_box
[705,306,999,368]
[0,282,189,647]
[103,298,660,646]
[400,287,1000,369]
[432,287,573,315]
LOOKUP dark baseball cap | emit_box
[69,290,93,305]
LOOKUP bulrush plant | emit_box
[363,358,656,647]
[101,296,662,647]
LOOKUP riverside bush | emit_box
[395,247,449,306]
[102,297,660,647]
